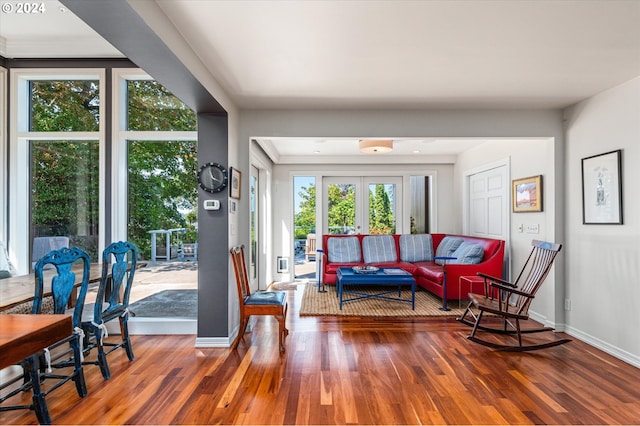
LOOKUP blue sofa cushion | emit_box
[451,242,484,264]
[362,235,397,264]
[399,234,434,262]
[245,291,286,306]
[327,237,362,263]
[435,236,463,265]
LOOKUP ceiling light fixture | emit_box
[359,139,393,154]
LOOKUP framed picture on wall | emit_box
[582,149,623,224]
[230,167,242,199]
[512,175,543,212]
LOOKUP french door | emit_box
[322,176,403,235]
[250,165,259,290]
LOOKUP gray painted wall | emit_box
[197,114,230,338]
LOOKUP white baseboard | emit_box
[563,325,640,369]
[194,323,240,348]
[194,337,231,347]
[128,317,197,335]
[528,311,639,368]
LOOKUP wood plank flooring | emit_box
[1,284,639,425]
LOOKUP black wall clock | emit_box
[198,162,228,193]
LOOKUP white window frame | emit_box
[111,69,197,242]
[0,66,7,246]
[9,69,105,274]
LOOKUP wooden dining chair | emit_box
[81,241,138,379]
[23,247,90,423]
[230,245,288,352]
[457,240,570,351]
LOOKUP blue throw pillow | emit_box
[399,234,433,262]
[435,236,463,265]
[362,235,397,264]
[327,237,362,263]
[451,242,484,264]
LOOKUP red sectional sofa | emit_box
[320,233,505,301]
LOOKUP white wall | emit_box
[563,76,640,367]
[456,138,561,326]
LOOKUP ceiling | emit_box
[1,0,639,162]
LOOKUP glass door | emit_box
[322,176,403,235]
[323,177,363,235]
[364,177,402,234]
[250,165,259,289]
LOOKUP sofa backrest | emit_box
[362,235,398,264]
[322,233,503,265]
[432,233,503,262]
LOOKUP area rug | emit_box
[299,284,467,317]
[129,289,197,318]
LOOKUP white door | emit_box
[467,165,509,276]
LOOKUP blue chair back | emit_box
[94,241,138,321]
[33,246,91,328]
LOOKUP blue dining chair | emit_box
[0,247,90,424]
[32,246,90,422]
[81,241,138,379]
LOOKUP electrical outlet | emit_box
[564,298,571,311]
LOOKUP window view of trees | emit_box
[293,181,396,237]
[369,184,396,234]
[126,80,197,259]
[31,80,99,132]
[31,140,99,258]
[294,181,316,240]
[127,80,196,131]
[327,184,356,234]
[30,80,101,259]
[28,78,197,262]
[127,140,197,259]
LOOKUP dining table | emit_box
[0,264,105,312]
[0,314,73,424]
[0,261,146,313]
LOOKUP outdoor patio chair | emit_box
[230,245,288,352]
[31,236,69,270]
[0,247,90,423]
[305,233,316,262]
[457,239,570,351]
[81,241,138,379]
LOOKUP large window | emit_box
[123,77,197,259]
[10,71,104,272]
[29,80,101,259]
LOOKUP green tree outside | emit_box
[294,183,316,239]
[369,184,395,234]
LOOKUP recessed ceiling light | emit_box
[313,150,321,154]
[412,150,421,154]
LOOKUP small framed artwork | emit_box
[582,149,623,225]
[230,167,242,199]
[512,175,543,212]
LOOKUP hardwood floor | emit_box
[2,284,639,425]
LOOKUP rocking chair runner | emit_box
[457,239,571,351]
[230,245,288,352]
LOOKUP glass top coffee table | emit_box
[336,267,416,310]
